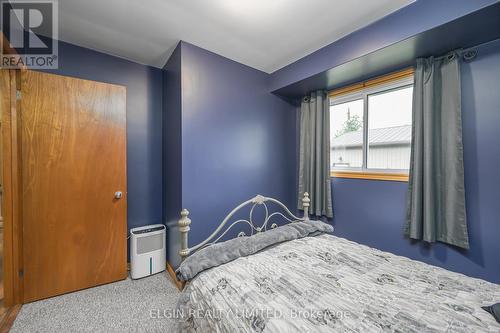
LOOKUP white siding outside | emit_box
[368,145,410,169]
[331,125,412,171]
[331,145,410,170]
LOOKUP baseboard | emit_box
[166,262,185,291]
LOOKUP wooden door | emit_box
[20,71,127,302]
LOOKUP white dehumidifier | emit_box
[130,224,166,279]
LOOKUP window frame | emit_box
[329,71,414,182]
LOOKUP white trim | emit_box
[330,92,364,106]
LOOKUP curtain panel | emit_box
[405,51,469,249]
[298,91,333,218]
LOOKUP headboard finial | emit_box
[180,208,190,220]
[178,209,192,259]
[302,192,310,221]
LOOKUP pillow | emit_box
[176,220,333,281]
[482,303,500,324]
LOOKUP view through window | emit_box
[367,86,413,170]
[330,99,364,168]
[330,77,413,174]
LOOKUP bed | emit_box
[174,194,500,332]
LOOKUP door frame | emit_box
[1,68,24,307]
[2,30,26,307]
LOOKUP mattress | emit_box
[177,234,500,332]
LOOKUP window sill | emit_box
[330,171,409,182]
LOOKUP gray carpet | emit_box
[11,273,180,332]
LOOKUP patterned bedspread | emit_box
[177,234,500,332]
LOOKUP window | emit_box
[330,99,364,168]
[329,69,414,181]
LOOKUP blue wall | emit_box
[162,43,183,235]
[331,39,500,284]
[43,40,164,234]
[164,42,297,267]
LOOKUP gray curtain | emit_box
[405,51,469,249]
[298,91,333,218]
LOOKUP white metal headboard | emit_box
[178,192,311,259]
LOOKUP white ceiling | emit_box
[57,0,414,73]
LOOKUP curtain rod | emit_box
[437,38,500,62]
[462,37,500,53]
[433,47,476,62]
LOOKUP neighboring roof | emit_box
[331,125,411,148]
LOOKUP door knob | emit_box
[114,191,123,199]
